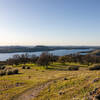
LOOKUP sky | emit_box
[0,0,100,46]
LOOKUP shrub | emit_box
[22,66,30,69]
[13,69,19,74]
[89,64,100,70]
[22,66,26,69]
[0,65,6,70]
[27,66,30,69]
[68,66,79,71]
[58,56,66,64]
[0,67,19,76]
[0,70,6,76]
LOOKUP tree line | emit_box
[6,52,58,68]
[1,52,100,68]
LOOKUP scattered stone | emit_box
[64,77,67,80]
[48,89,50,92]
[89,91,93,95]
[53,80,57,83]
[87,88,100,100]
[94,95,100,100]
[93,78,100,83]
[28,76,31,79]
[87,96,93,100]
[16,82,24,87]
[59,91,65,95]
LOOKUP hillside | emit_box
[0,63,100,100]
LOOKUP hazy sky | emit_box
[0,0,100,46]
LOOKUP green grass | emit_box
[0,63,100,100]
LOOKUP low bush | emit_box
[0,65,6,70]
[22,66,26,69]
[0,70,6,76]
[0,67,19,76]
[13,69,19,74]
[89,64,100,70]
[22,66,30,69]
[68,66,79,71]
[27,66,30,69]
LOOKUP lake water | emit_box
[0,49,92,61]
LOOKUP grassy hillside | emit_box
[0,63,100,100]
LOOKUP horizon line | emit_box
[0,45,100,47]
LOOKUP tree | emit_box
[58,56,66,65]
[37,52,51,69]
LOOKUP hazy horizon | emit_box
[0,45,100,47]
[0,0,100,46]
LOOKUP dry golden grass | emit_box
[0,64,100,100]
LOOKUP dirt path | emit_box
[11,77,64,100]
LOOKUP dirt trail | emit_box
[12,77,64,100]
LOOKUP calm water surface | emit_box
[0,49,92,61]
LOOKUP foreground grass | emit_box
[0,64,100,100]
[34,70,100,100]
[0,65,68,100]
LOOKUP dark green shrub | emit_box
[27,66,30,69]
[22,66,30,69]
[68,66,79,71]
[89,64,100,70]
[13,69,19,74]
[22,66,26,69]
[0,70,6,76]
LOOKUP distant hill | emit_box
[0,46,53,53]
[0,45,99,53]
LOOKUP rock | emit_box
[64,77,67,80]
[95,88,99,92]
[89,92,93,95]
[16,82,24,87]
[87,96,93,100]
[94,95,100,100]
[87,88,100,100]
[28,76,31,79]
[48,89,50,92]
[93,78,100,83]
[59,91,65,95]
[53,80,57,83]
